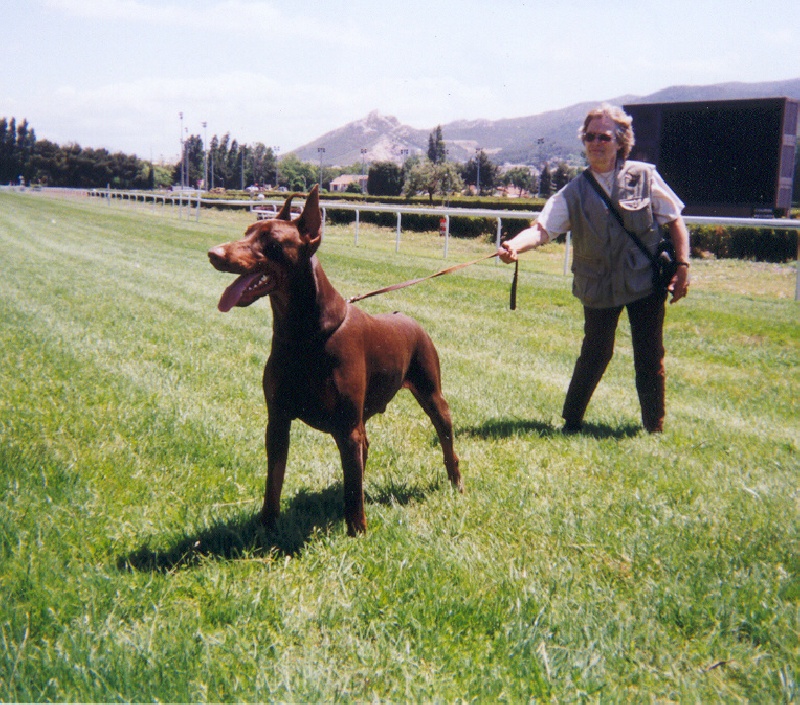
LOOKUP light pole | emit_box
[537,138,546,197]
[184,126,188,187]
[360,148,368,193]
[443,149,451,205]
[202,121,208,191]
[179,111,184,188]
[318,147,325,190]
[273,146,280,189]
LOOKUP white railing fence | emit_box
[19,186,800,301]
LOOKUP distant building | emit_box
[330,174,368,192]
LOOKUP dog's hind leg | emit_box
[405,340,462,492]
[409,384,462,492]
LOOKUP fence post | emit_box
[354,209,360,246]
[495,218,503,262]
[796,236,800,302]
[564,232,571,276]
[443,215,450,259]
[395,212,401,252]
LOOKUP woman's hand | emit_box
[667,218,691,304]
[497,241,519,264]
[669,265,690,304]
[498,223,549,264]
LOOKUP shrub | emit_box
[690,225,798,262]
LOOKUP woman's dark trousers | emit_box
[562,291,666,433]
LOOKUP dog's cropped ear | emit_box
[275,193,297,221]
[296,185,322,254]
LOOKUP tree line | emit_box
[0,116,576,198]
[366,125,575,201]
[0,116,373,193]
[0,116,284,191]
[0,117,157,189]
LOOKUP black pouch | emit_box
[653,235,678,294]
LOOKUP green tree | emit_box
[151,163,174,189]
[0,118,17,183]
[16,119,36,185]
[502,166,535,196]
[367,161,403,196]
[462,150,499,195]
[427,125,446,164]
[553,162,574,192]
[227,139,241,190]
[404,159,464,203]
[539,164,552,197]
[210,133,231,189]
[29,139,60,185]
[250,144,277,188]
[276,154,317,192]
[172,134,204,188]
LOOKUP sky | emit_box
[2,0,799,163]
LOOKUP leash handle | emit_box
[510,259,519,311]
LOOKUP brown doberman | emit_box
[208,186,461,535]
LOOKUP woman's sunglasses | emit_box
[583,132,614,143]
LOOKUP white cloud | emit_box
[45,0,278,29]
[41,0,348,43]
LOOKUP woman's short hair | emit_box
[579,103,635,160]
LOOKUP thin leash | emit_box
[347,252,520,310]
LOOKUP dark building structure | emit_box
[624,98,798,217]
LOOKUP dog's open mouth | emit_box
[218,272,274,312]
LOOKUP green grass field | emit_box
[1,190,798,701]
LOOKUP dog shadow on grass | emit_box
[459,417,641,440]
[118,479,434,573]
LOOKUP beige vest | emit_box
[563,160,660,308]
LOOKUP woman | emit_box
[499,104,690,433]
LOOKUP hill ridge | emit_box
[289,77,800,167]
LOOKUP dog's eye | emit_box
[263,241,284,261]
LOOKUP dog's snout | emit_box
[208,245,227,261]
[208,246,232,270]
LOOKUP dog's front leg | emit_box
[335,425,368,536]
[259,412,291,529]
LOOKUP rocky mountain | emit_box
[292,111,429,169]
[289,78,800,168]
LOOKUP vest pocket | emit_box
[618,196,652,235]
[572,254,606,305]
[625,246,654,296]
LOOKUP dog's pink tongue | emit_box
[218,272,262,312]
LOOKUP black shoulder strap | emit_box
[582,169,656,265]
